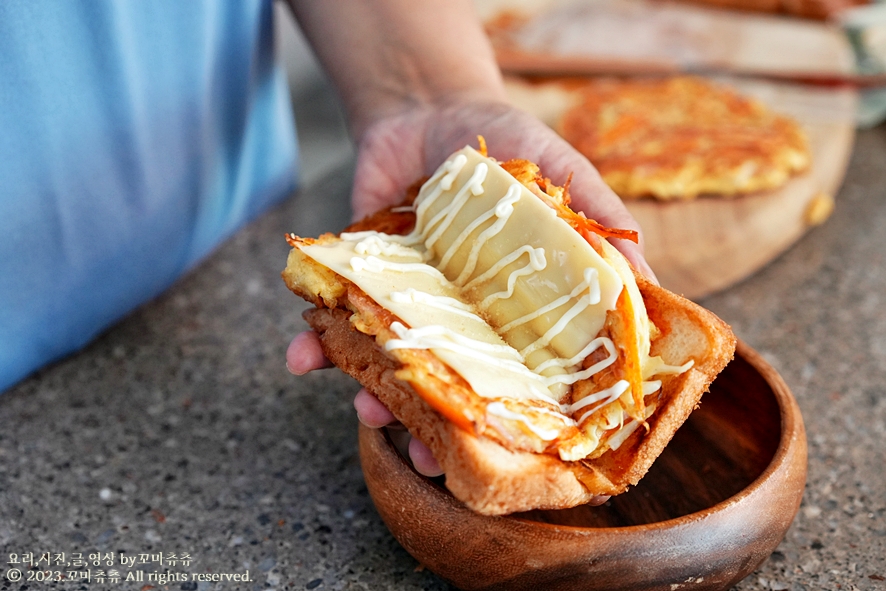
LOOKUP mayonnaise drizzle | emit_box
[642,380,662,396]
[607,403,657,451]
[537,337,618,386]
[486,402,562,441]
[354,235,423,260]
[498,267,600,334]
[422,163,488,253]
[519,269,601,360]
[412,153,468,237]
[453,184,522,286]
[475,247,547,308]
[384,322,558,401]
[347,158,628,412]
[385,322,524,362]
[350,256,446,279]
[645,359,695,378]
[571,380,631,425]
[389,288,483,321]
[531,404,578,426]
[607,417,641,450]
[325,149,690,446]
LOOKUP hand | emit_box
[349,99,657,281]
[288,98,654,487]
[286,331,444,476]
[288,0,618,501]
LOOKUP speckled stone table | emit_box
[2,126,885,591]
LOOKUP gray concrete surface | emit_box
[1,51,885,591]
[2,129,884,591]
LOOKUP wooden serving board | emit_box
[506,76,857,299]
[480,0,856,78]
[486,0,859,299]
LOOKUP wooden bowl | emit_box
[358,340,807,591]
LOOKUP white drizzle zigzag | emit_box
[342,155,669,428]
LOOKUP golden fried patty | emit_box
[559,76,811,200]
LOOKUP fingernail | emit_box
[640,260,660,286]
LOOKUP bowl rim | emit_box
[376,338,805,531]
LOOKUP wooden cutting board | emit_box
[487,0,858,298]
[481,0,856,78]
[505,76,857,299]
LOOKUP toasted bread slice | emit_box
[283,146,735,515]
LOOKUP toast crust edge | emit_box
[297,268,735,515]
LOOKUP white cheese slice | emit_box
[299,146,629,407]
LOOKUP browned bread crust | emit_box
[283,145,736,515]
[293,266,735,515]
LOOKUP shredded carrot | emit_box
[562,172,574,207]
[614,289,646,424]
[477,135,488,157]
[410,379,478,434]
[577,214,639,243]
[536,192,639,244]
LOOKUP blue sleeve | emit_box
[0,0,298,391]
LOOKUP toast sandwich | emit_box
[283,144,735,515]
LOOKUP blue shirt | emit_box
[0,0,298,391]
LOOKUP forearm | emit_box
[288,0,508,139]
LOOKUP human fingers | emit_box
[286,331,333,375]
[610,236,659,286]
[354,389,444,476]
[353,387,397,428]
[422,104,660,284]
[350,110,428,221]
[571,176,656,283]
[541,140,659,285]
[408,437,444,477]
